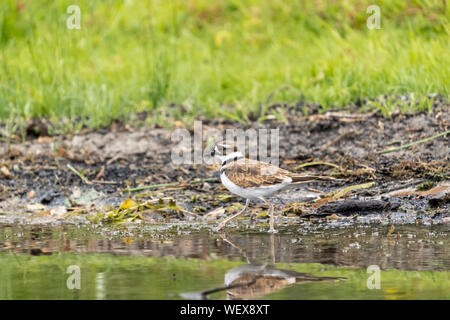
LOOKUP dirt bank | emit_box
[0,102,449,228]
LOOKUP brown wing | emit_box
[221,158,292,188]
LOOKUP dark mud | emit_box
[0,103,449,228]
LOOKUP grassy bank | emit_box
[0,0,448,131]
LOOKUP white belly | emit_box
[220,172,292,200]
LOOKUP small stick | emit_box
[67,164,117,185]
[91,180,117,185]
[306,187,325,194]
[94,165,105,180]
[134,187,188,198]
[179,208,198,216]
[123,177,219,193]
[295,161,340,170]
[379,130,449,154]
[124,182,180,193]
[322,130,358,149]
[106,153,126,165]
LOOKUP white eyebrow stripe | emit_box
[220,151,244,165]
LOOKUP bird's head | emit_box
[211,142,234,157]
[208,141,242,164]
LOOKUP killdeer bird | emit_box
[210,142,335,233]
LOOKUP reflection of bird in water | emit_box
[180,264,344,300]
[224,264,344,300]
[219,233,344,299]
[180,233,345,300]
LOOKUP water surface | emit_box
[0,223,448,299]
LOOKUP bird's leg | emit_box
[216,199,250,232]
[260,197,276,233]
[218,233,251,264]
[269,202,275,233]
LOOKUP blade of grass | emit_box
[67,164,92,185]
[379,130,449,154]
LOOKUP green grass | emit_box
[0,0,448,132]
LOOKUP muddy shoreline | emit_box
[0,103,449,227]
[1,223,448,271]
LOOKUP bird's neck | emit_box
[218,151,244,166]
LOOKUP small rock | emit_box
[37,136,53,143]
[50,206,67,217]
[8,148,22,159]
[202,182,212,191]
[27,190,37,198]
[71,188,82,199]
[1,166,11,179]
[318,199,389,215]
[40,192,54,204]
[25,119,48,138]
[428,188,450,207]
[388,198,402,210]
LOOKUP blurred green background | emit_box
[0,0,448,130]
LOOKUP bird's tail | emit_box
[290,174,337,184]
